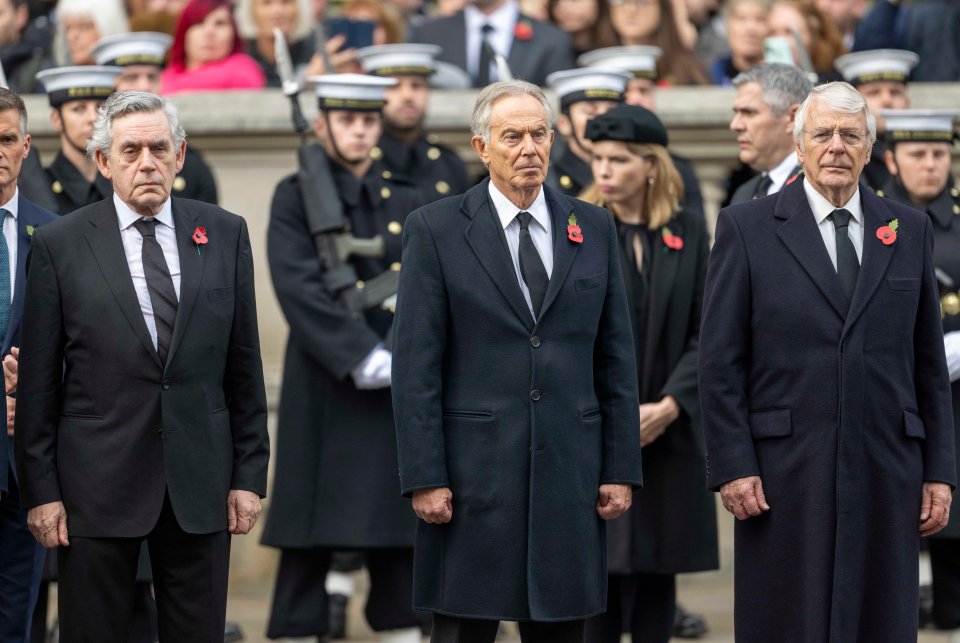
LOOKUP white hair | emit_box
[235,0,313,41]
[87,91,186,158]
[471,80,553,144]
[53,0,130,66]
[793,81,877,149]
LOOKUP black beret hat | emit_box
[585,104,668,147]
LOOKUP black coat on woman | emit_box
[605,206,718,575]
[260,145,422,549]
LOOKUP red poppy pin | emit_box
[193,226,208,254]
[662,226,683,251]
[514,20,533,40]
[567,213,583,244]
[876,218,898,246]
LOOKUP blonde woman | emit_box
[580,104,718,643]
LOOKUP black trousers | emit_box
[266,547,420,638]
[584,573,676,643]
[0,482,46,643]
[57,495,230,643]
[930,538,960,629]
[431,614,585,643]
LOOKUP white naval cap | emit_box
[835,49,919,86]
[356,43,442,77]
[36,66,123,107]
[308,73,397,111]
[577,46,662,80]
[878,109,959,143]
[546,68,631,109]
[91,32,173,68]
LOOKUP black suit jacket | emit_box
[0,194,57,497]
[15,197,269,537]
[392,179,641,620]
[408,10,574,87]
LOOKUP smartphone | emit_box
[325,17,376,51]
[763,36,795,65]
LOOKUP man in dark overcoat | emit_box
[392,79,642,643]
[260,74,425,643]
[700,82,956,643]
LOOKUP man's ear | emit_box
[556,113,572,138]
[883,148,897,176]
[313,114,326,141]
[175,139,187,173]
[50,108,63,134]
[785,104,800,134]
[471,135,489,166]
[94,149,111,181]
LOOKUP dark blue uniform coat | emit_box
[392,180,643,621]
[700,178,956,643]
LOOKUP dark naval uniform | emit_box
[262,144,424,638]
[881,177,960,628]
[863,142,892,192]
[44,151,112,215]
[376,131,471,205]
[173,148,219,205]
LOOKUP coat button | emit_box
[530,389,541,401]
[530,336,541,348]
[162,380,170,390]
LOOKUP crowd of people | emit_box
[0,1,958,643]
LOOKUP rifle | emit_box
[274,28,399,314]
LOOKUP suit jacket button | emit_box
[530,389,541,401]
[162,380,170,390]
[530,336,541,348]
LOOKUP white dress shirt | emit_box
[765,151,799,197]
[115,193,181,351]
[0,188,18,303]
[803,178,864,271]
[464,0,519,81]
[489,181,553,319]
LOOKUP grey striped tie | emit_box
[134,218,178,363]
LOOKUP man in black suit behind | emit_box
[392,80,642,643]
[14,91,270,643]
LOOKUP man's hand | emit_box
[720,476,771,520]
[639,396,680,447]
[227,490,262,535]
[6,395,14,438]
[596,483,632,520]
[920,482,952,537]
[412,487,453,524]
[3,346,18,393]
[27,501,69,548]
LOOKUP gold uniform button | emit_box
[391,262,401,271]
[560,175,573,189]
[954,204,960,215]
[356,280,365,289]
[875,189,885,198]
[944,293,960,316]
[52,180,63,194]
[427,133,439,144]
[173,176,186,191]
[952,187,959,198]
[427,146,441,161]
[382,170,392,179]
[388,221,402,235]
[380,186,391,200]
[435,180,450,195]
[369,146,383,160]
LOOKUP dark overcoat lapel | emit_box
[642,220,682,385]
[539,188,579,321]
[843,191,896,333]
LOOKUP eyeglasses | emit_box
[608,0,656,7]
[803,128,867,146]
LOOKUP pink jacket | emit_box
[161,52,266,94]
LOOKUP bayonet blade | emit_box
[274,27,299,96]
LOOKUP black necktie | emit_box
[829,208,860,305]
[517,212,549,318]
[753,173,773,199]
[477,24,494,87]
[134,219,178,363]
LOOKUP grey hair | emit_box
[471,80,553,144]
[235,0,313,41]
[87,91,186,159]
[793,81,877,149]
[733,63,814,116]
[53,0,129,66]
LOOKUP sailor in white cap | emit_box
[92,32,219,206]
[357,43,472,203]
[578,46,705,219]
[35,66,121,215]
[544,67,630,196]
[835,49,919,191]
[261,72,425,643]
[875,109,960,630]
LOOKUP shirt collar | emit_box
[488,180,550,232]
[803,177,863,226]
[114,192,174,231]
[767,151,798,190]
[465,0,519,35]
[0,187,19,220]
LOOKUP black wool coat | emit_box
[700,178,956,643]
[392,180,643,621]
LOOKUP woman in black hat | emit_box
[580,104,718,643]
